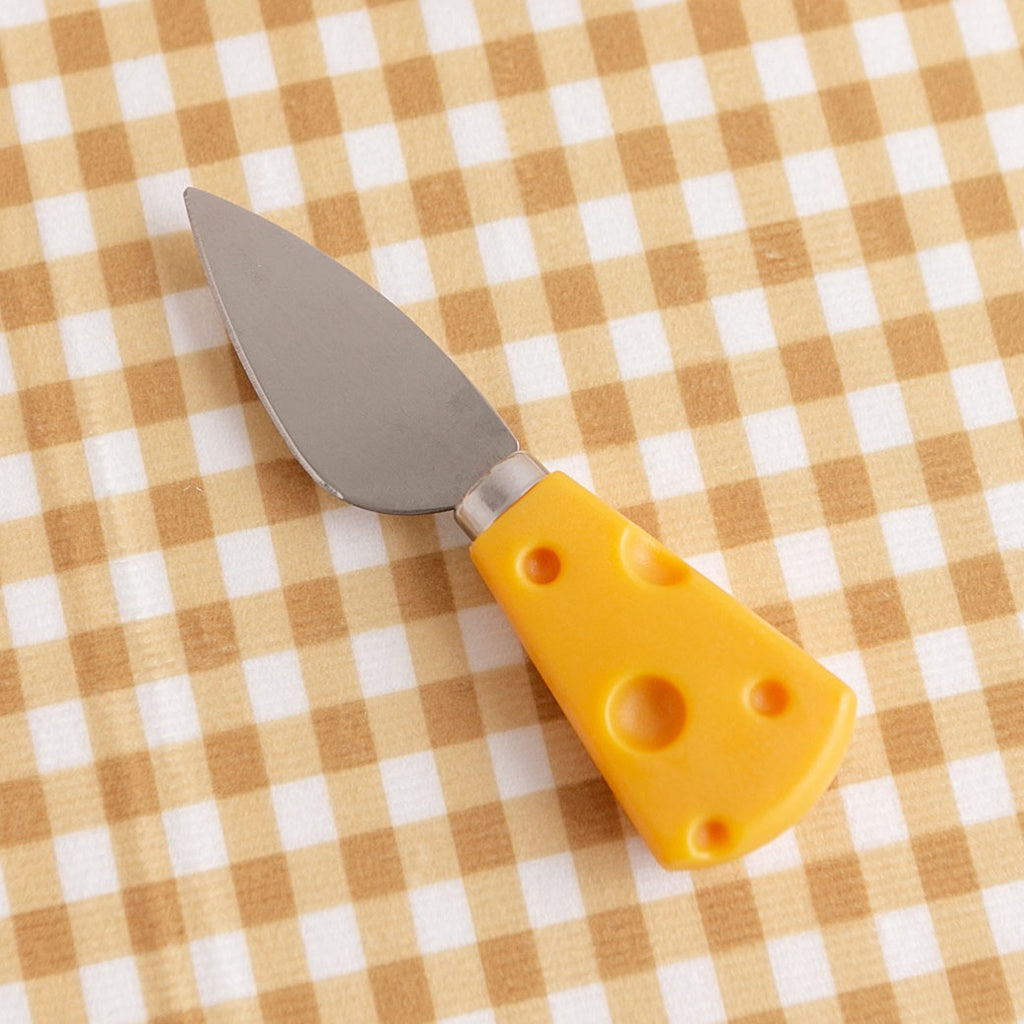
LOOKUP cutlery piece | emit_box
[185,188,856,868]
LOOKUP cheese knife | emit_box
[184,188,856,869]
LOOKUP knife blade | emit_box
[185,188,856,869]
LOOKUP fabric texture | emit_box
[1,1,1022,1021]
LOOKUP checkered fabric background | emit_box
[1,0,1022,1021]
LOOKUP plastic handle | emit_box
[469,472,856,869]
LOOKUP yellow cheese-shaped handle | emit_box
[469,472,856,869]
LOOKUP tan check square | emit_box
[1,0,1023,1021]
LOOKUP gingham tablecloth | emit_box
[1,1,1023,1022]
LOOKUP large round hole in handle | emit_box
[607,675,686,752]
[620,527,688,586]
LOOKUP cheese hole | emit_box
[690,818,731,855]
[749,679,789,717]
[521,546,560,585]
[621,528,687,586]
[607,676,685,752]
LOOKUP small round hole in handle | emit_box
[520,546,561,585]
[689,818,732,857]
[748,679,790,717]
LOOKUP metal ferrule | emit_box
[454,451,548,539]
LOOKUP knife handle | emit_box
[468,471,856,869]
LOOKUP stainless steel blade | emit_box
[184,189,518,515]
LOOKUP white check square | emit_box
[138,170,193,237]
[913,627,980,700]
[136,675,202,748]
[53,827,120,902]
[190,932,257,1007]
[767,931,835,1005]
[35,192,95,260]
[784,149,847,217]
[0,452,41,522]
[345,123,407,190]
[0,0,45,28]
[658,957,725,1024]
[379,750,446,825]
[487,725,554,798]
[885,128,950,193]
[323,505,389,573]
[3,576,66,646]
[216,32,278,98]
[526,0,582,30]
[609,312,673,379]
[217,527,281,599]
[85,428,148,498]
[742,828,802,877]
[10,77,71,143]
[954,0,1017,56]
[847,383,913,453]
[190,407,254,475]
[951,360,1016,429]
[80,957,146,1024]
[816,267,879,334]
[549,78,612,145]
[879,504,946,574]
[712,289,777,356]
[753,36,816,100]
[549,984,612,1024]
[351,624,417,697]
[841,776,908,851]
[986,105,1024,171]
[985,481,1024,550]
[409,879,476,953]
[626,835,695,901]
[110,550,174,623]
[372,239,435,305]
[948,752,1015,825]
[0,334,14,395]
[982,881,1024,954]
[163,801,229,876]
[579,194,642,261]
[518,854,586,928]
[301,905,365,979]
[0,984,29,1024]
[875,906,943,980]
[457,604,523,671]
[420,0,481,52]
[243,649,308,722]
[774,528,841,599]
[318,11,380,75]
[449,101,510,167]
[504,335,569,403]
[243,146,304,213]
[744,406,810,475]
[476,217,539,284]
[272,776,337,850]
[28,699,92,773]
[164,287,224,355]
[682,172,745,239]
[918,243,982,311]
[639,430,703,499]
[651,57,715,122]
[113,54,175,120]
[855,14,917,78]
